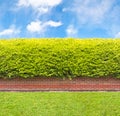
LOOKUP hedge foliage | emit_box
[0,38,120,79]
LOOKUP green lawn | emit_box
[0,92,120,116]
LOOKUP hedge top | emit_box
[0,38,120,79]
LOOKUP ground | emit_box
[0,77,120,91]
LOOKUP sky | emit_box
[0,0,120,38]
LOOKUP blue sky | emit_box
[0,0,120,38]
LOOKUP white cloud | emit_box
[27,21,43,33]
[17,0,62,14]
[0,29,14,36]
[38,7,49,14]
[27,20,62,33]
[0,25,20,37]
[46,20,62,27]
[66,25,78,37]
[18,0,62,7]
[72,0,115,24]
[115,32,120,38]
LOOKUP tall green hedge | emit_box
[0,38,120,79]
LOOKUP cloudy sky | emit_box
[0,0,120,38]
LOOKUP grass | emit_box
[0,92,120,116]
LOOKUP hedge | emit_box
[0,38,120,79]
